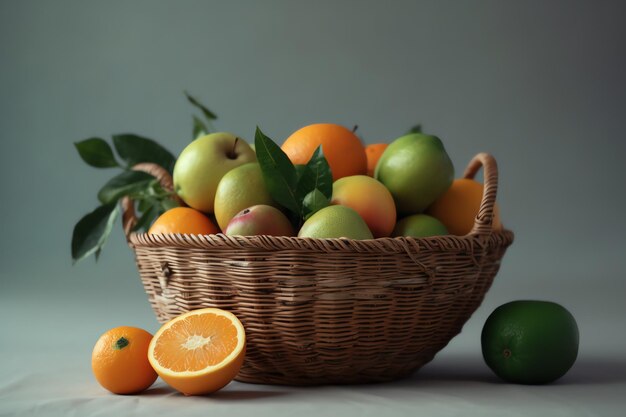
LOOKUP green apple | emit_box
[374,133,454,214]
[173,133,256,213]
[214,162,276,231]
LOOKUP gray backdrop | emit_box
[1,0,625,406]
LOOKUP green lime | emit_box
[392,214,448,238]
[481,300,579,384]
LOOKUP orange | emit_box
[365,143,388,177]
[148,308,246,396]
[281,123,367,181]
[148,207,220,235]
[427,178,502,236]
[91,326,158,394]
[331,175,396,238]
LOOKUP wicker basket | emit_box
[121,153,513,385]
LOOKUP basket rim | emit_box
[128,228,514,253]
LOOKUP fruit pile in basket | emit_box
[72,94,501,263]
[148,123,496,241]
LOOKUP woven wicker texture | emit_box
[123,153,513,385]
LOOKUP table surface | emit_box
[2,274,625,417]
[3,351,625,417]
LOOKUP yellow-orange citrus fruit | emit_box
[148,308,246,396]
[331,175,396,238]
[427,178,501,235]
[91,326,157,394]
[298,205,373,240]
[214,162,275,231]
[281,123,367,181]
[365,143,388,177]
[148,207,220,235]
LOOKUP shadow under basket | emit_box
[122,153,514,385]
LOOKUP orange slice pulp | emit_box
[148,308,246,395]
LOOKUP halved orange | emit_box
[148,308,246,396]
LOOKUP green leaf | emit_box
[286,209,303,231]
[254,127,301,214]
[71,203,120,263]
[297,145,333,200]
[97,171,155,204]
[137,197,152,213]
[133,202,161,232]
[407,124,423,134]
[112,134,177,173]
[192,115,208,139]
[74,138,120,168]
[302,188,330,220]
[185,91,217,120]
[160,197,179,211]
[294,164,308,181]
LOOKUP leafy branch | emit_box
[254,127,332,229]
[72,92,220,264]
[72,134,179,264]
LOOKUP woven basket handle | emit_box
[121,162,178,238]
[462,153,499,235]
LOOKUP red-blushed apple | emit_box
[224,205,295,237]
